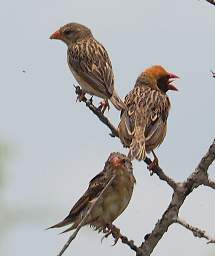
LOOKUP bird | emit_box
[50,22,125,112]
[47,152,135,242]
[118,65,179,167]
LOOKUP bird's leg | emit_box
[98,99,110,114]
[147,150,159,175]
[101,224,121,245]
[73,84,86,102]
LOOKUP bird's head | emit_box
[108,153,132,171]
[50,23,92,46]
[144,65,179,93]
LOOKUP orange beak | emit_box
[50,30,62,40]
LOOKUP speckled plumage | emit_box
[48,152,135,233]
[50,23,125,111]
[118,65,178,161]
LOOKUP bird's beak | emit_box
[50,30,62,40]
[111,156,123,168]
[167,73,179,91]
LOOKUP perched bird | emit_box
[50,23,125,112]
[118,65,179,165]
[48,152,135,238]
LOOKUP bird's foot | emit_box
[97,99,110,114]
[147,150,159,175]
[101,224,121,245]
[73,85,86,102]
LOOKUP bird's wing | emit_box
[47,169,111,230]
[69,38,114,97]
[47,167,113,230]
[144,90,170,142]
[122,87,170,160]
[65,169,111,220]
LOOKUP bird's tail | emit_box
[128,126,146,161]
[128,112,146,161]
[46,216,73,230]
[110,89,126,111]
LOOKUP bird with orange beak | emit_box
[50,23,125,112]
[48,152,135,244]
[118,65,179,167]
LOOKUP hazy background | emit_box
[0,0,215,255]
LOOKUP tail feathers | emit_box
[46,217,73,230]
[59,223,77,234]
[129,127,146,161]
[110,89,126,111]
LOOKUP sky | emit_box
[0,0,215,255]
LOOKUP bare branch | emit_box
[202,178,215,189]
[108,224,141,253]
[137,140,215,256]
[57,175,116,256]
[176,217,215,244]
[120,234,140,253]
[74,85,119,137]
[144,157,177,189]
[205,0,215,6]
[184,139,215,191]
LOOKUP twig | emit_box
[74,85,119,137]
[144,157,177,189]
[57,174,116,256]
[176,217,215,244]
[210,70,215,78]
[205,0,215,6]
[120,234,140,253]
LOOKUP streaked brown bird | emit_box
[118,65,179,165]
[50,23,125,112]
[48,152,135,238]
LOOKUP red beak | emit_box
[111,156,123,168]
[50,30,62,40]
[168,73,180,79]
[167,72,179,91]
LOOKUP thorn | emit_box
[86,96,93,105]
[144,233,150,240]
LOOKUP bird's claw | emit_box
[101,230,112,243]
[147,150,159,174]
[101,224,121,245]
[97,100,110,114]
[73,84,86,102]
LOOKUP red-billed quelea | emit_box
[50,23,125,112]
[48,152,135,241]
[118,65,179,167]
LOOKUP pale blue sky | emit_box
[0,0,215,255]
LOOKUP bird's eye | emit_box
[64,30,72,36]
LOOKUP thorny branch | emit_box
[74,87,215,255]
